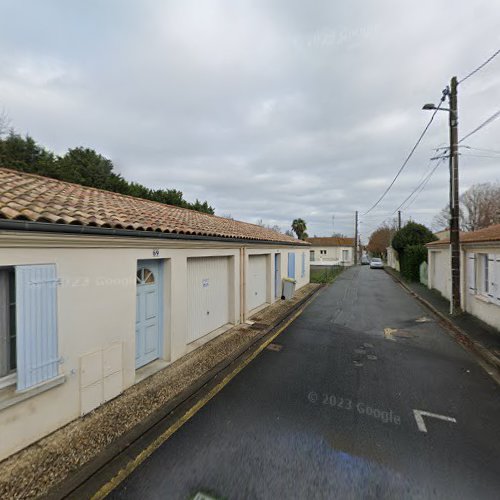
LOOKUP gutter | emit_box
[0,219,309,247]
[428,240,500,249]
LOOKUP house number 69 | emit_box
[152,249,159,257]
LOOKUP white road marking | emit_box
[384,327,397,341]
[413,409,457,433]
[415,316,432,323]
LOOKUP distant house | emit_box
[0,168,310,461]
[427,224,500,330]
[305,237,355,266]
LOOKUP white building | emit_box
[427,224,500,330]
[386,246,400,271]
[306,237,355,266]
[0,168,310,461]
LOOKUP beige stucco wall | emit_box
[462,246,500,330]
[428,244,500,330]
[0,231,309,460]
[309,245,354,265]
[428,247,451,300]
[386,247,400,271]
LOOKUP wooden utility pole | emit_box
[449,76,461,315]
[354,211,358,265]
[398,210,402,230]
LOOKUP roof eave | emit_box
[0,220,309,247]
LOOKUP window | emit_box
[320,250,327,255]
[0,268,16,379]
[0,264,59,391]
[301,252,305,278]
[342,249,349,261]
[137,267,155,284]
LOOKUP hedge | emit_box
[400,244,428,282]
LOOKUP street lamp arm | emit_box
[422,104,451,112]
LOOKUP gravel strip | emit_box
[0,284,320,499]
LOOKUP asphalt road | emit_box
[111,266,500,500]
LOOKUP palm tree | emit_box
[291,218,307,240]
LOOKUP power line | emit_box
[400,158,446,211]
[460,153,500,160]
[458,47,500,84]
[362,89,448,215]
[392,158,436,213]
[458,109,500,143]
[462,145,500,155]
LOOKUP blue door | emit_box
[135,260,161,368]
[274,254,281,298]
[287,252,296,279]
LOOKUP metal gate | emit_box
[248,255,268,312]
[187,257,230,343]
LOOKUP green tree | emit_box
[291,218,307,240]
[0,130,215,214]
[0,132,56,176]
[56,147,117,188]
[392,222,436,253]
[392,222,437,281]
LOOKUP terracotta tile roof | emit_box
[305,236,355,247]
[0,168,307,245]
[427,224,500,246]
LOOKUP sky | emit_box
[1,0,500,241]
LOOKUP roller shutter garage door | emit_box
[187,257,230,343]
[248,255,268,312]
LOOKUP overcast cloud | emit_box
[1,0,500,239]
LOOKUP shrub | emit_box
[392,222,436,281]
[400,245,428,281]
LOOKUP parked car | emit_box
[361,255,370,265]
[370,257,384,269]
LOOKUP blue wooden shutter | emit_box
[288,253,295,279]
[466,254,476,294]
[301,252,305,278]
[16,264,59,391]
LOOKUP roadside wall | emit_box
[428,247,451,300]
[386,247,400,271]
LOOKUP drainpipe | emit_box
[240,247,246,323]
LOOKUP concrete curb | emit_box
[47,284,324,499]
[384,268,500,385]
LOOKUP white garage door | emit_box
[248,255,268,312]
[187,257,230,343]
